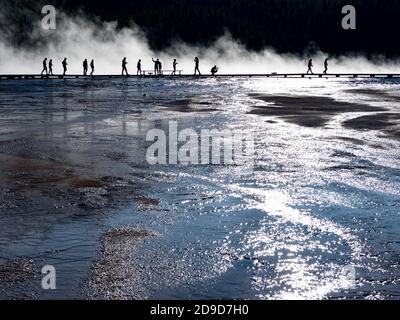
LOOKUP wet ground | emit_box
[0,77,399,300]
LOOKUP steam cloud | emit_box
[0,11,400,75]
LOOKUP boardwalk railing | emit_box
[141,70,184,76]
[0,73,399,80]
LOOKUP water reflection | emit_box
[0,77,399,299]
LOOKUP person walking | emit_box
[83,59,88,76]
[41,58,48,75]
[323,58,329,74]
[137,59,142,75]
[62,58,68,76]
[172,59,178,75]
[90,59,95,76]
[194,57,201,75]
[306,58,313,75]
[122,57,129,75]
[48,59,53,75]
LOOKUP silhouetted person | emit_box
[172,59,178,75]
[49,59,53,75]
[307,59,313,74]
[122,57,129,75]
[159,60,163,75]
[41,58,48,75]
[323,58,329,74]
[152,58,159,75]
[83,59,88,76]
[211,65,219,76]
[62,58,68,76]
[194,57,201,75]
[90,59,95,76]
[137,59,142,75]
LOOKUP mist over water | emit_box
[1,12,400,74]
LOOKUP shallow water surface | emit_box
[0,77,399,299]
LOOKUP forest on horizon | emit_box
[1,0,400,57]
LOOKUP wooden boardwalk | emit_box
[1,73,400,80]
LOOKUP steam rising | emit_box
[0,12,399,75]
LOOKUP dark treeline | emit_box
[2,0,400,57]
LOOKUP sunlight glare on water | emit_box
[0,77,399,299]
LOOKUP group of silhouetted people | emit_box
[40,56,334,76]
[151,58,162,75]
[40,56,220,76]
[41,57,94,76]
[83,59,95,76]
[41,58,53,75]
[40,55,222,76]
[116,56,217,76]
[121,57,216,76]
[306,58,329,75]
